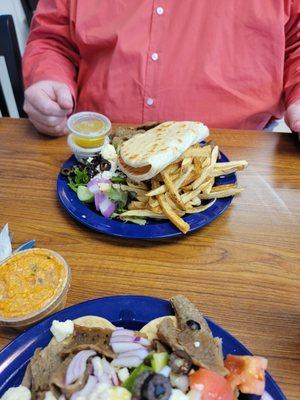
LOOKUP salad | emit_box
[1,296,268,400]
[62,142,148,226]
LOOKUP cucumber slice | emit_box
[122,364,153,392]
[151,352,169,373]
[77,185,94,203]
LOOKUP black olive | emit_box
[140,373,172,400]
[186,319,201,331]
[169,350,192,374]
[60,167,74,176]
[100,159,111,171]
[132,372,153,400]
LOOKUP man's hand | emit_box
[285,100,300,138]
[24,80,73,137]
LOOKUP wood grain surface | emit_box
[0,118,299,399]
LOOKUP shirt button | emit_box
[146,98,154,106]
[156,6,164,15]
[151,52,159,61]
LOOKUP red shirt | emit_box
[23,0,300,129]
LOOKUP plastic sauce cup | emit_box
[67,112,111,149]
[67,134,109,163]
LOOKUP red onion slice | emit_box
[110,335,136,344]
[112,355,143,368]
[87,178,110,194]
[101,357,119,386]
[119,348,148,360]
[70,375,98,400]
[94,191,103,212]
[133,336,151,346]
[111,342,143,353]
[111,329,135,337]
[99,195,116,218]
[65,350,96,385]
[98,373,112,385]
[91,356,104,381]
[94,191,116,218]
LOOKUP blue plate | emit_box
[57,153,236,239]
[0,296,286,399]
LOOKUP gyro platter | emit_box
[58,119,248,238]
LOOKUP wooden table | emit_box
[0,118,299,399]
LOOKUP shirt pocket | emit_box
[72,0,142,50]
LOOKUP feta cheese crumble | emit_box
[44,392,57,400]
[101,144,117,162]
[117,367,130,382]
[50,319,74,342]
[1,386,31,400]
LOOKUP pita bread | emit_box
[73,316,116,329]
[119,121,209,182]
[140,316,176,341]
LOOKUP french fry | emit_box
[148,196,159,210]
[145,165,193,197]
[146,185,166,197]
[164,193,186,216]
[164,163,181,175]
[171,144,211,164]
[136,194,148,202]
[191,165,212,190]
[188,197,202,207]
[181,157,193,173]
[210,145,219,168]
[161,171,186,210]
[157,194,190,234]
[212,160,248,177]
[176,165,194,188]
[182,177,214,203]
[128,201,147,210]
[120,210,166,219]
[119,184,146,196]
[193,156,203,176]
[214,160,248,170]
[181,184,193,193]
[201,157,211,168]
[210,183,238,192]
[202,177,215,194]
[198,187,244,199]
[148,204,164,214]
[186,199,216,213]
[126,179,148,190]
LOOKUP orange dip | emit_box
[73,119,104,134]
[0,249,66,318]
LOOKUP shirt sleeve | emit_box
[284,0,300,108]
[22,0,79,99]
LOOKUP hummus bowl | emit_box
[0,248,71,329]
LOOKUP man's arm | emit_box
[22,0,79,136]
[284,1,300,133]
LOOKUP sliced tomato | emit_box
[189,368,234,400]
[224,355,267,395]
